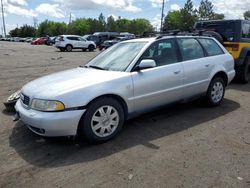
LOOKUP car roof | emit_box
[196,19,244,24]
[61,35,82,37]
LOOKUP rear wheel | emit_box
[205,77,225,107]
[66,44,73,52]
[78,97,124,144]
[204,31,224,44]
[88,44,95,52]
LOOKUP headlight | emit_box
[31,99,65,112]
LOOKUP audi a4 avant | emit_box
[15,36,235,143]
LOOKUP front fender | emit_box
[57,75,134,114]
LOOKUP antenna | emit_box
[160,0,165,32]
[1,0,6,37]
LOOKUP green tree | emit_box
[244,10,250,20]
[9,28,19,37]
[179,0,198,31]
[9,25,36,37]
[98,13,106,31]
[163,10,182,31]
[213,13,225,20]
[67,18,90,35]
[199,0,214,20]
[107,16,117,31]
[130,19,153,35]
[37,20,67,36]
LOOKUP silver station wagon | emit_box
[15,35,235,143]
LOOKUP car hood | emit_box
[22,67,129,99]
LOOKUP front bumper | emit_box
[15,100,86,137]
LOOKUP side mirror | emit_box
[136,59,156,71]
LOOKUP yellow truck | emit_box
[195,20,250,83]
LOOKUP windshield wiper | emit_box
[88,65,106,70]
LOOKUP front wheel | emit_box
[88,45,95,52]
[205,77,225,107]
[78,97,124,144]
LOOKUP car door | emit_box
[131,39,184,112]
[70,37,80,48]
[78,37,88,48]
[177,38,210,97]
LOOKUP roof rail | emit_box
[155,29,213,39]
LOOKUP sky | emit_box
[1,0,250,34]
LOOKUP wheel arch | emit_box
[83,94,129,120]
[211,71,229,86]
[236,47,250,66]
[77,94,129,136]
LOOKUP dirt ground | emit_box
[0,41,249,188]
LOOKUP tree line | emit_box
[163,0,225,31]
[9,0,250,38]
[9,14,153,37]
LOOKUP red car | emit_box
[31,38,46,45]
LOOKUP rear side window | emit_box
[198,38,224,56]
[177,38,204,61]
[242,23,250,39]
[67,37,79,41]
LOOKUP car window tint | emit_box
[198,38,224,56]
[141,39,178,67]
[242,23,250,39]
[177,38,204,61]
[67,37,79,41]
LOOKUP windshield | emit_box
[86,42,147,71]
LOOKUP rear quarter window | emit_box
[198,38,224,56]
[177,38,205,61]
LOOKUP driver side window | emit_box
[141,39,178,67]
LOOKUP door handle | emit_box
[174,70,181,74]
[205,64,210,67]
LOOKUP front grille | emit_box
[21,94,30,106]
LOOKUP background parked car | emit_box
[31,38,46,45]
[46,37,57,45]
[55,35,96,52]
[87,32,119,47]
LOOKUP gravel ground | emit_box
[0,42,249,188]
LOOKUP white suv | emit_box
[55,35,96,52]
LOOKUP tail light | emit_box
[231,44,239,51]
[225,43,239,51]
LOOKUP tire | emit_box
[78,97,125,144]
[88,44,95,52]
[66,44,73,52]
[237,57,250,84]
[204,31,224,44]
[205,77,225,107]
